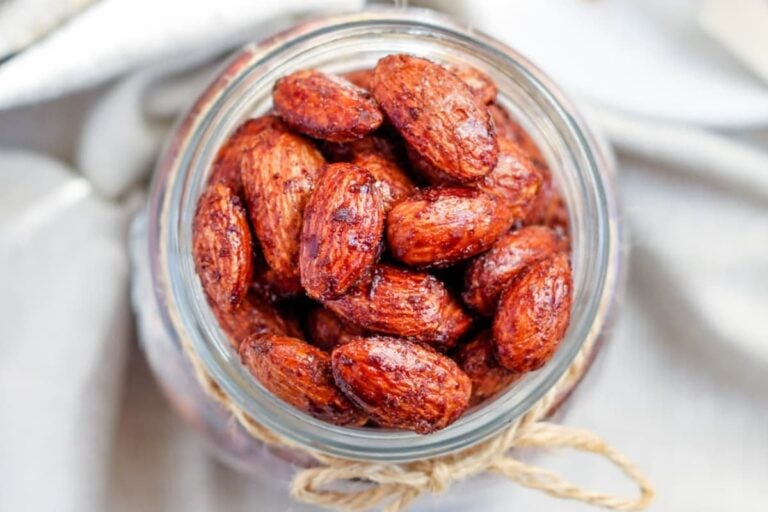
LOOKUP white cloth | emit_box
[1,1,766,511]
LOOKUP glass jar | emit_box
[130,6,622,494]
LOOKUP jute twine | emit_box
[176,326,654,512]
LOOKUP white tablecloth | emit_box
[1,1,766,511]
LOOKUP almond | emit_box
[454,331,519,406]
[214,292,302,348]
[345,136,416,211]
[463,226,561,316]
[373,54,498,182]
[526,177,570,239]
[241,116,325,290]
[386,186,511,268]
[300,163,385,300]
[447,63,497,104]
[323,264,462,345]
[341,68,374,92]
[240,334,366,425]
[493,252,573,372]
[192,183,253,311]
[488,103,549,175]
[306,306,365,352]
[273,69,383,142]
[332,337,471,433]
[207,117,274,191]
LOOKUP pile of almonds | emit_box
[192,54,572,434]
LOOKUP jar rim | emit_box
[148,7,621,462]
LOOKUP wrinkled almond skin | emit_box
[346,137,417,211]
[463,226,561,316]
[387,187,511,268]
[241,116,325,289]
[341,68,374,92]
[454,331,519,406]
[332,337,471,433]
[324,264,462,346]
[447,64,497,104]
[493,252,573,372]
[214,292,302,348]
[373,54,498,182]
[240,334,366,425]
[207,117,274,191]
[306,307,366,352]
[300,163,385,300]
[273,70,383,142]
[192,183,253,311]
[476,136,542,222]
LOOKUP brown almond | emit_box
[306,306,365,352]
[332,337,471,433]
[346,137,417,211]
[240,334,366,425]
[463,226,561,316]
[373,54,498,182]
[493,253,573,372]
[273,69,383,142]
[240,116,325,289]
[300,163,385,300]
[386,187,511,268]
[454,331,519,406]
[341,68,374,92]
[488,103,549,174]
[214,292,302,348]
[447,63,497,104]
[192,183,253,311]
[526,178,570,239]
[476,136,542,222]
[324,264,459,344]
[207,117,274,191]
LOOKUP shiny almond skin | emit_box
[493,252,573,372]
[240,334,366,425]
[373,54,498,182]
[324,264,457,344]
[463,226,561,316]
[192,183,253,311]
[300,163,385,300]
[273,69,383,142]
[306,307,365,352]
[447,64,497,104]
[207,117,274,191]
[214,292,302,348]
[386,187,511,268]
[489,104,549,174]
[332,337,471,433]
[454,331,519,406]
[347,137,416,211]
[476,136,542,223]
[341,68,374,91]
[241,116,325,289]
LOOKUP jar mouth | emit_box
[149,8,620,462]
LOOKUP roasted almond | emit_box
[300,163,385,300]
[241,116,325,289]
[346,137,416,211]
[306,306,365,352]
[447,63,497,104]
[214,292,302,348]
[454,331,519,406]
[476,136,542,222]
[526,177,570,239]
[324,264,460,344]
[192,183,253,311]
[240,334,366,425]
[493,252,573,372]
[332,337,471,433]
[488,103,549,174]
[463,226,561,316]
[207,117,274,191]
[386,187,511,268]
[273,69,383,142]
[373,54,498,182]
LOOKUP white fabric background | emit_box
[1,1,767,511]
